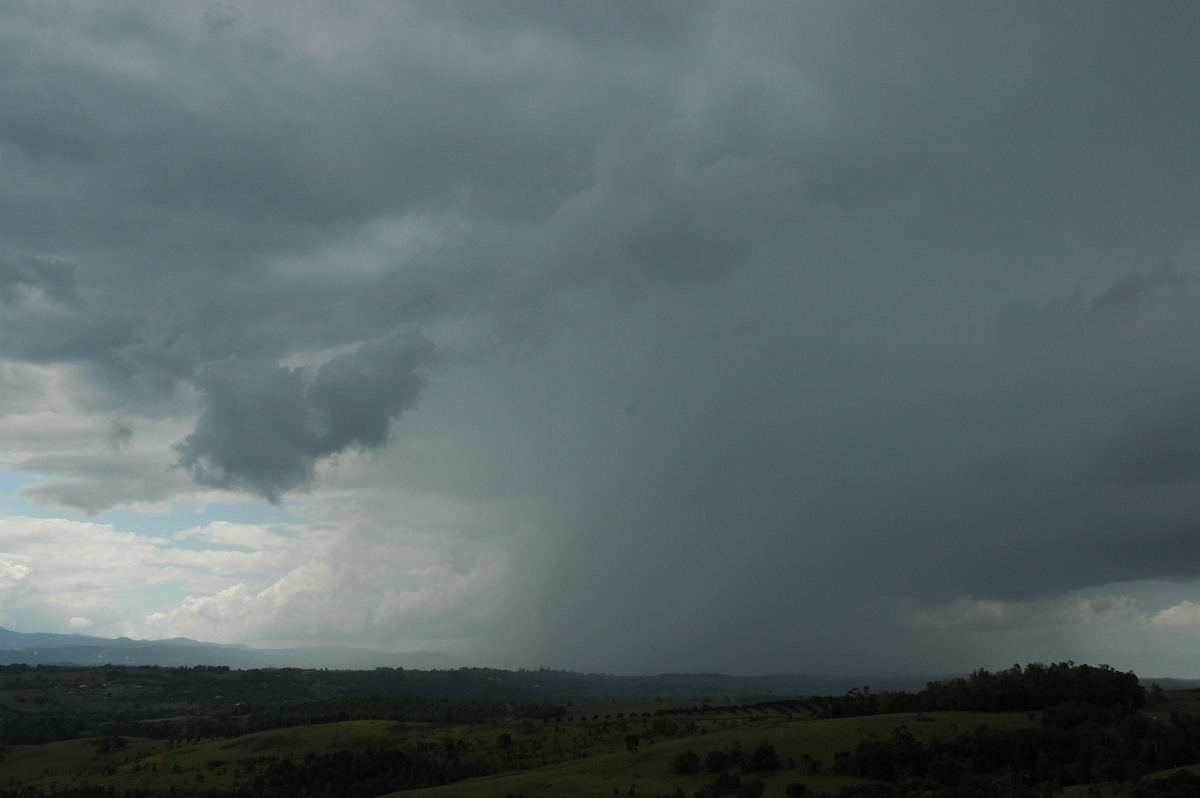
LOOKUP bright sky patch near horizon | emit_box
[2,1,1200,677]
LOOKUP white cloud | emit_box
[128,549,509,649]
[0,515,308,633]
[0,558,32,584]
[1151,601,1200,627]
[0,558,33,627]
[172,520,294,552]
[123,489,529,653]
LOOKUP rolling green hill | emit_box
[0,662,1196,797]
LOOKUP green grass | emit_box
[1152,688,1200,717]
[0,705,1064,798]
[382,709,1039,798]
[165,718,407,763]
[2,721,425,795]
[1,736,167,794]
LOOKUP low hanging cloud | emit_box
[906,595,1146,632]
[175,326,435,502]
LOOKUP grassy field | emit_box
[0,703,1040,797]
[10,691,1200,797]
[379,707,1039,798]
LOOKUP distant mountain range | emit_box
[0,627,464,670]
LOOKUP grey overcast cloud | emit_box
[2,0,1200,677]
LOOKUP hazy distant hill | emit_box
[1142,676,1200,690]
[0,627,978,698]
[15,627,1180,701]
[0,627,463,670]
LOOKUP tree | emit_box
[748,741,779,772]
[670,750,700,774]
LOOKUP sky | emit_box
[2,1,1200,678]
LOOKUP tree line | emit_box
[811,662,1145,719]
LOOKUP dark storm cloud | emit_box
[4,1,1200,672]
[108,419,133,451]
[0,256,78,305]
[456,0,696,45]
[1098,377,1200,488]
[176,327,434,502]
[0,0,793,390]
